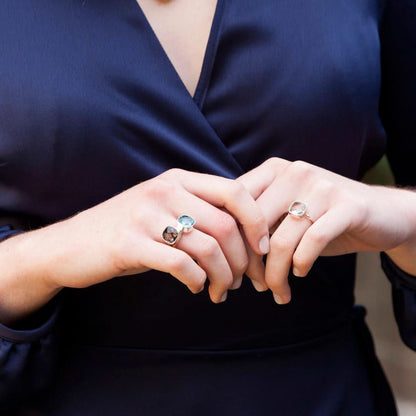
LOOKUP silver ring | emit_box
[288,200,313,223]
[162,215,195,245]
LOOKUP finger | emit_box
[196,210,249,290]
[139,240,207,294]
[240,232,268,291]
[255,174,300,229]
[292,206,351,277]
[266,216,311,304]
[270,213,286,235]
[163,192,251,289]
[266,202,327,304]
[245,244,268,292]
[167,170,270,256]
[175,229,233,303]
[237,157,291,199]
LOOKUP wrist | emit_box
[8,224,66,291]
[0,228,63,325]
[381,186,416,276]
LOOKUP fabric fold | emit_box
[380,252,416,350]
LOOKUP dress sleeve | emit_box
[0,225,62,411]
[379,0,416,351]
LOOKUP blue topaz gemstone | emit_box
[177,215,195,232]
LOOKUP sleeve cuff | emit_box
[380,251,416,291]
[380,251,416,350]
[0,296,61,344]
[0,224,23,242]
[0,224,61,343]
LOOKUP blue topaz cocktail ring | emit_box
[162,215,196,246]
[288,200,313,223]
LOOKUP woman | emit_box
[0,0,415,414]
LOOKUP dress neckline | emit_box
[130,0,226,109]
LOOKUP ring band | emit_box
[288,200,313,223]
[162,215,195,245]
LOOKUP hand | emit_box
[45,168,270,303]
[238,157,416,304]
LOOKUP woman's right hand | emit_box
[40,169,270,303]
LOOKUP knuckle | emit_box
[169,252,189,275]
[307,228,327,245]
[211,275,233,294]
[292,253,309,272]
[221,273,234,289]
[199,236,220,258]
[161,167,184,180]
[264,275,282,292]
[235,256,249,275]
[313,179,335,199]
[291,160,309,170]
[288,160,314,180]
[269,156,280,166]
[228,180,247,201]
[216,213,237,236]
[143,177,177,200]
[264,157,281,170]
[250,212,267,229]
[270,234,292,252]
[191,274,206,291]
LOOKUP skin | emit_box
[238,158,416,304]
[1,0,415,325]
[2,158,416,326]
[137,0,218,98]
[136,0,416,303]
[0,169,269,325]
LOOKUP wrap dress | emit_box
[1,0,416,414]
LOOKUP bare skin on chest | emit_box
[137,0,218,98]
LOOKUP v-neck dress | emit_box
[1,0,416,414]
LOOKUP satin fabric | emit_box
[1,0,415,414]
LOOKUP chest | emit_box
[0,0,386,221]
[136,0,218,99]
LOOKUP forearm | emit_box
[0,223,67,326]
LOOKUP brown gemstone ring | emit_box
[162,215,195,246]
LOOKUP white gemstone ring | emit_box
[162,215,195,245]
[288,200,313,223]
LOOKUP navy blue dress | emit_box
[1,0,415,414]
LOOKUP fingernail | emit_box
[293,267,301,277]
[259,235,270,254]
[273,293,283,304]
[219,291,228,302]
[252,280,268,292]
[231,276,243,290]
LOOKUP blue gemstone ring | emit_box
[162,215,195,245]
[177,215,196,233]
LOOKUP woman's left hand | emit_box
[238,157,416,304]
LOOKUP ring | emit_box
[288,200,313,222]
[162,215,195,245]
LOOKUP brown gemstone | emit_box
[162,226,178,244]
